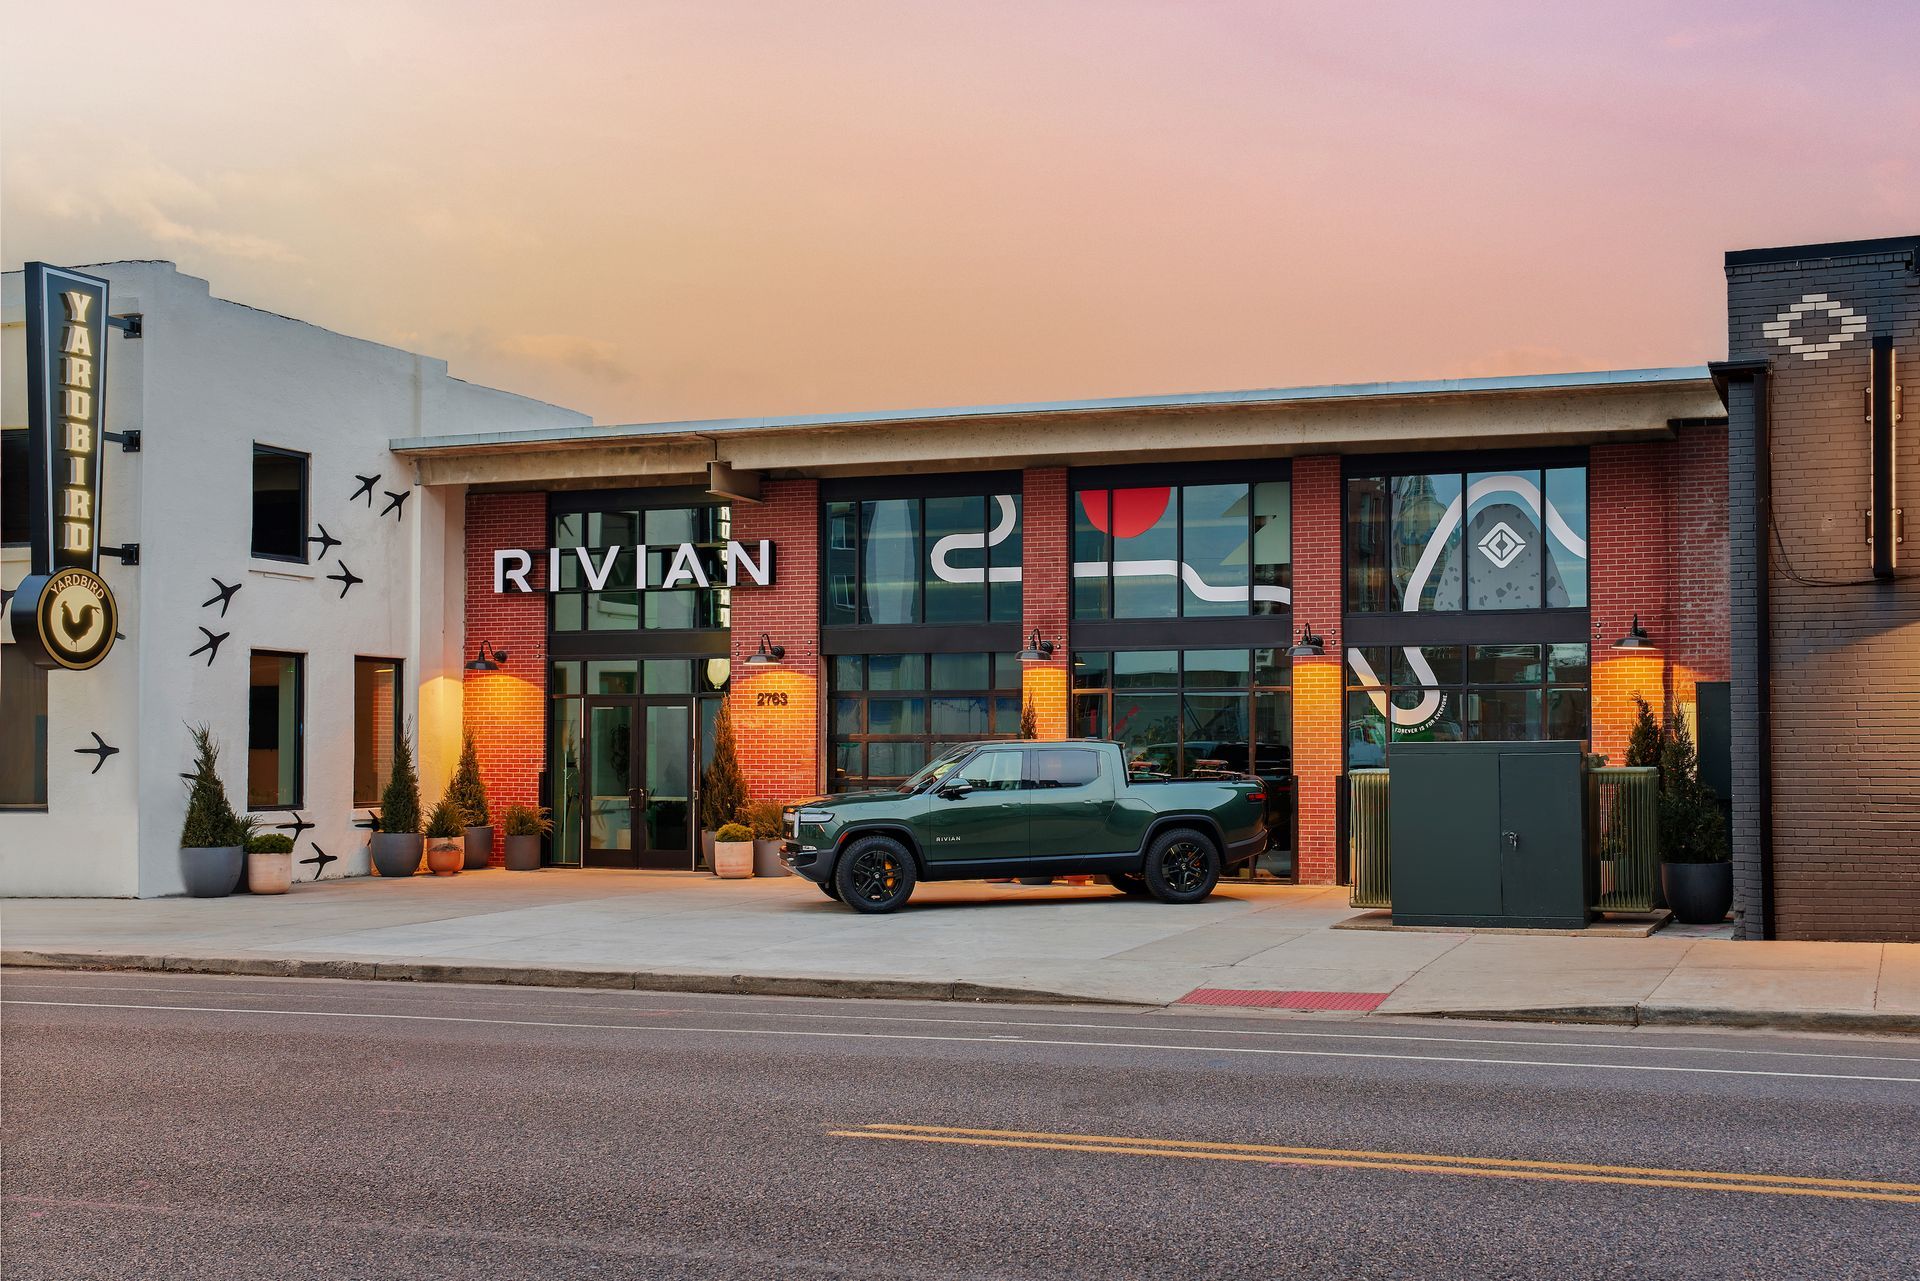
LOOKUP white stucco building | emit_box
[0,261,587,896]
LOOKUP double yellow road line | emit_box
[831,1124,1920,1204]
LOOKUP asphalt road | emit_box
[5,970,1920,1280]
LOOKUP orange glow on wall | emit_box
[1022,663,1068,739]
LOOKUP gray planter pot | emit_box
[504,833,542,871]
[699,830,716,872]
[463,825,494,870]
[179,846,243,898]
[1661,860,1733,926]
[371,832,423,878]
[752,838,785,877]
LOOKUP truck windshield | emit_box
[899,746,971,793]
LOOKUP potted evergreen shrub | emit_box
[713,821,755,879]
[746,800,786,876]
[424,796,465,876]
[370,723,424,877]
[448,731,493,869]
[246,831,296,895]
[698,699,747,870]
[178,724,247,897]
[500,803,550,871]
[1654,707,1732,925]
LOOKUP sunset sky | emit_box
[4,1,1916,425]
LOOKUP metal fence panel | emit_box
[1592,765,1659,913]
[1348,769,1391,908]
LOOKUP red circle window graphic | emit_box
[1080,488,1171,540]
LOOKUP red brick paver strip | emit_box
[1177,987,1390,1012]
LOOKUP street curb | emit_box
[1402,1004,1920,1036]
[0,948,1126,1007]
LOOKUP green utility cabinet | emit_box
[1388,740,1592,930]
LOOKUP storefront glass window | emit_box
[247,651,303,809]
[1392,473,1463,611]
[1545,467,1589,607]
[549,699,583,866]
[1344,642,1589,762]
[1071,646,1295,877]
[1346,464,1587,615]
[1074,479,1290,620]
[828,652,1020,791]
[550,502,730,634]
[823,491,1022,627]
[0,644,49,808]
[352,657,401,807]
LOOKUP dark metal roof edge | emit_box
[1724,236,1920,269]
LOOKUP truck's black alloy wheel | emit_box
[834,835,917,913]
[1104,872,1152,897]
[1142,828,1220,904]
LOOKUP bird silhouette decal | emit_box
[350,474,380,506]
[327,563,363,599]
[189,626,229,666]
[201,577,242,617]
[307,524,341,558]
[60,599,100,643]
[73,732,120,775]
[299,845,338,879]
[380,490,411,520]
[354,810,382,832]
[275,813,316,839]
[0,587,13,613]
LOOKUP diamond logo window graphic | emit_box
[1477,521,1527,569]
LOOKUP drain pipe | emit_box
[1712,359,1776,940]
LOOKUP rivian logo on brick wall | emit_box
[1476,521,1527,569]
[1763,293,1868,362]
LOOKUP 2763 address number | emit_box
[755,691,789,707]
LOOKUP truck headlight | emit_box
[797,809,835,825]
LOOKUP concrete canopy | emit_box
[392,366,1725,491]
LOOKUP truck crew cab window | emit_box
[954,751,1024,792]
[1032,749,1099,789]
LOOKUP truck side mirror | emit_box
[937,780,972,799]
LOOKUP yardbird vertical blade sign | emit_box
[9,263,119,670]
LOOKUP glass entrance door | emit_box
[582,697,695,869]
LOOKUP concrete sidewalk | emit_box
[4,870,1917,1033]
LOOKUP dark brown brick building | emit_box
[1723,235,1920,942]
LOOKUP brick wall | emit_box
[729,479,821,805]
[1021,468,1071,738]
[1588,426,1731,763]
[1727,240,1920,942]
[1291,456,1344,884]
[463,491,548,865]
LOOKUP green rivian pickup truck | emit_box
[781,740,1269,913]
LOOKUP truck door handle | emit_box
[1503,831,1519,849]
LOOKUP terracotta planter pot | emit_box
[370,832,423,878]
[247,850,294,894]
[504,833,543,870]
[462,826,494,870]
[752,838,785,877]
[179,846,243,898]
[713,840,754,879]
[425,837,463,876]
[1661,860,1733,925]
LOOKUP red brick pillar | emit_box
[1021,467,1070,738]
[1588,428,1728,763]
[1290,456,1344,885]
[463,491,548,865]
[730,479,821,803]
